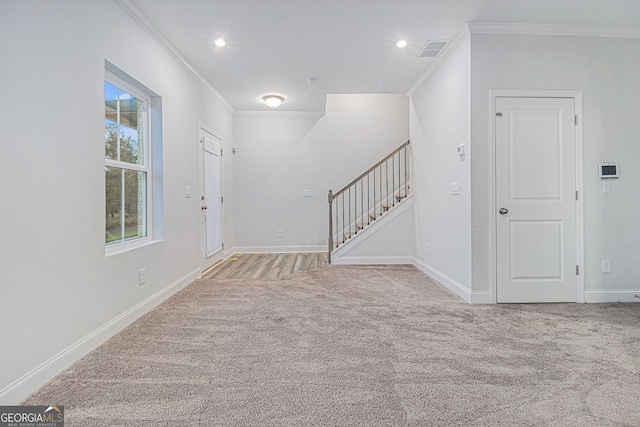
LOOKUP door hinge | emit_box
[221,196,224,203]
[222,243,224,249]
[575,115,578,125]
[576,265,579,275]
[576,190,579,201]
[220,148,223,156]
[496,112,503,117]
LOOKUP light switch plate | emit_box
[185,186,191,198]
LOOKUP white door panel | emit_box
[510,220,562,280]
[200,129,223,271]
[509,110,562,201]
[496,97,577,303]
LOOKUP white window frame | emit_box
[105,70,154,255]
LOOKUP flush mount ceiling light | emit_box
[263,95,284,108]
[214,38,226,47]
[396,39,408,48]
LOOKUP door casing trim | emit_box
[198,123,225,274]
[488,90,584,304]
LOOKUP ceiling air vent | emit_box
[417,40,449,58]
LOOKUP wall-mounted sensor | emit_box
[599,163,618,179]
[457,143,466,160]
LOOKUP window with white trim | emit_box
[104,72,152,247]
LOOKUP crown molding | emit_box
[115,0,235,112]
[407,20,640,97]
[406,24,470,97]
[467,22,640,39]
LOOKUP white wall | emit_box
[470,33,640,301]
[0,0,234,402]
[409,35,473,300]
[233,94,409,251]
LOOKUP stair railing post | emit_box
[328,190,334,264]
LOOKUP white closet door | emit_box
[496,97,577,303]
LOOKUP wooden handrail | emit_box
[332,140,410,199]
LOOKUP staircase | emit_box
[328,141,411,263]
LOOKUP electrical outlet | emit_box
[139,268,147,285]
[602,260,611,274]
[451,182,460,195]
[277,230,283,238]
[304,189,312,198]
[424,242,430,254]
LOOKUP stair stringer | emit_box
[331,195,414,265]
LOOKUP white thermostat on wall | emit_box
[599,163,619,179]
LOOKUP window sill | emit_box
[105,238,162,257]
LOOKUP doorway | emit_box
[200,127,224,272]
[494,95,582,303]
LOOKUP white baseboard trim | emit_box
[331,256,414,265]
[584,289,640,303]
[233,245,326,254]
[412,258,478,304]
[470,291,493,304]
[0,267,200,405]
[223,246,237,260]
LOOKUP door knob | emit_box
[499,208,508,215]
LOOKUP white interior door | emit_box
[496,97,577,303]
[201,129,223,270]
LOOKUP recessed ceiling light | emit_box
[307,76,319,84]
[263,95,284,108]
[214,38,226,47]
[396,40,408,49]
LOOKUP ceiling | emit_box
[131,0,640,112]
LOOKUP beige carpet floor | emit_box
[23,265,640,426]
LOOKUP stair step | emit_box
[337,195,411,247]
